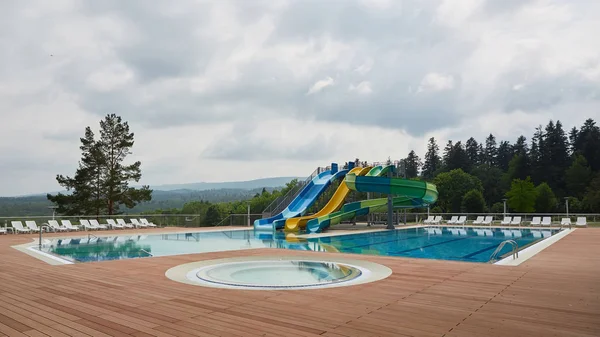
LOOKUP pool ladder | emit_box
[489,240,519,262]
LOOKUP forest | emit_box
[400,118,600,213]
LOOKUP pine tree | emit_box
[484,134,498,166]
[530,125,545,185]
[513,135,528,156]
[421,137,441,179]
[442,140,453,168]
[404,150,422,178]
[465,137,480,169]
[48,114,153,216]
[573,119,600,171]
[544,120,570,196]
[496,141,512,172]
[444,141,470,172]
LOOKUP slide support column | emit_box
[386,169,395,230]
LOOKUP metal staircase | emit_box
[260,165,331,218]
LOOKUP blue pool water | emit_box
[42,227,560,263]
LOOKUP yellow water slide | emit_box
[285,166,371,231]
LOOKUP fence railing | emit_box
[0,213,259,229]
[356,212,599,225]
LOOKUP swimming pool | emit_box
[39,226,561,264]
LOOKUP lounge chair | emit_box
[116,219,134,229]
[130,219,148,228]
[510,216,522,226]
[541,217,552,226]
[482,216,493,225]
[47,220,68,232]
[422,216,434,224]
[530,217,541,226]
[106,219,125,229]
[79,219,98,231]
[24,220,43,232]
[446,216,459,224]
[0,227,6,235]
[10,221,32,234]
[500,217,511,225]
[140,218,157,227]
[576,217,587,227]
[89,219,108,230]
[560,218,572,227]
[472,216,484,225]
[455,216,467,225]
[432,216,443,224]
[60,220,80,231]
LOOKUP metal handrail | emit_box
[139,249,153,257]
[261,166,327,216]
[489,240,519,262]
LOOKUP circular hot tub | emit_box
[166,256,392,290]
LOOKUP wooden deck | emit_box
[0,227,598,336]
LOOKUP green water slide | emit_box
[305,167,438,233]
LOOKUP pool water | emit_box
[42,227,560,263]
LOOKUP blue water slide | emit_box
[254,163,349,230]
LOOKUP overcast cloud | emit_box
[1,0,599,196]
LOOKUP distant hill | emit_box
[148,177,300,191]
[0,176,300,217]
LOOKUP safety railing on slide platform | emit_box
[260,165,331,218]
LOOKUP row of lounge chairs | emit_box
[1,218,158,234]
[422,215,588,227]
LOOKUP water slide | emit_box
[254,163,349,230]
[306,168,438,233]
[283,166,372,232]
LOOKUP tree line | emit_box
[399,118,600,213]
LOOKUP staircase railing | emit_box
[261,166,330,218]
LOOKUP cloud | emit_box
[307,77,335,95]
[417,73,455,93]
[349,81,373,95]
[0,0,599,196]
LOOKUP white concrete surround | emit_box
[495,228,575,266]
[165,255,392,290]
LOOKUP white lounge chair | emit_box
[0,227,6,235]
[10,221,32,234]
[541,217,552,226]
[89,219,108,230]
[576,217,587,227]
[431,216,443,225]
[472,216,484,225]
[530,217,541,226]
[446,216,459,224]
[422,216,434,224]
[482,216,493,225]
[510,216,522,226]
[116,219,134,229]
[560,218,572,227]
[60,220,80,231]
[106,219,125,229]
[130,219,148,228]
[455,216,467,225]
[140,218,157,227]
[79,219,98,231]
[24,221,43,233]
[47,220,68,232]
[500,217,511,225]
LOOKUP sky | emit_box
[1,0,599,196]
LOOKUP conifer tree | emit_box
[496,141,512,172]
[421,137,441,179]
[48,114,152,216]
[465,137,480,169]
[404,150,422,178]
[484,134,498,166]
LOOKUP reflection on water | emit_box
[42,227,560,263]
